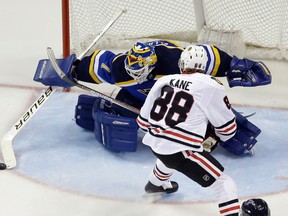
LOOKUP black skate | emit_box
[145,181,179,194]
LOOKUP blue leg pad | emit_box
[93,107,138,152]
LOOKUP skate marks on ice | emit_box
[12,91,288,203]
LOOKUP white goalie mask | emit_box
[179,45,208,73]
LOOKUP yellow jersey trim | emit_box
[211,46,221,77]
[89,50,102,84]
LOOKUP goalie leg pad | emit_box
[219,109,261,155]
[92,101,139,152]
[34,54,76,88]
[74,94,99,131]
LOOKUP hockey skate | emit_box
[145,181,179,194]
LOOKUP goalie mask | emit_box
[240,198,271,216]
[124,42,157,84]
[179,45,208,74]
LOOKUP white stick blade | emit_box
[1,136,16,169]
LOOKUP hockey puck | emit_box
[0,163,7,170]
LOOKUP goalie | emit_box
[34,40,270,154]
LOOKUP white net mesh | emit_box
[69,0,198,54]
[201,0,288,60]
[68,0,288,60]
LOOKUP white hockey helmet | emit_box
[179,45,208,73]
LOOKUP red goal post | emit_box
[62,0,71,58]
[62,0,288,60]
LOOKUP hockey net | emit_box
[63,0,288,60]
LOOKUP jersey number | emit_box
[150,85,194,127]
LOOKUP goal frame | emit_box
[62,0,70,57]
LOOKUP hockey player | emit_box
[136,45,240,216]
[240,198,271,216]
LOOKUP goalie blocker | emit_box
[34,54,76,88]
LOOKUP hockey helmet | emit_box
[124,42,157,83]
[179,45,208,73]
[240,198,271,216]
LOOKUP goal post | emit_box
[62,0,288,60]
[62,0,70,58]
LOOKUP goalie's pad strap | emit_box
[34,54,76,88]
[219,109,261,155]
[74,94,98,131]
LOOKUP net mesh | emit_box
[68,0,288,60]
[202,0,288,60]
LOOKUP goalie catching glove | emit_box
[227,56,271,87]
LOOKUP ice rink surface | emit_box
[1,1,288,215]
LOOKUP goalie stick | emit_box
[0,9,127,170]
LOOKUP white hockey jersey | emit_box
[136,73,236,155]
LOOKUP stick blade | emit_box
[1,135,16,169]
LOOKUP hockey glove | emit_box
[34,54,76,88]
[227,56,272,87]
[202,123,220,152]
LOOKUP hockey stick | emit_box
[0,86,56,169]
[0,9,127,170]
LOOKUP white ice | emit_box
[1,1,288,216]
